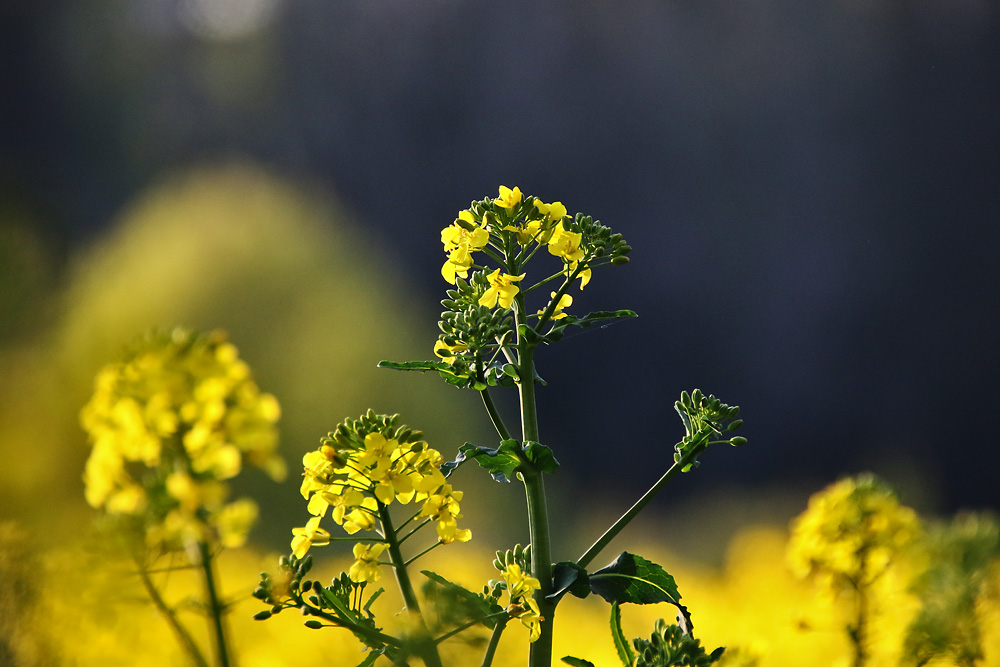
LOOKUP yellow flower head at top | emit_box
[494,185,523,210]
[479,269,526,310]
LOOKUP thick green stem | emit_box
[136,558,209,667]
[514,295,555,667]
[378,504,443,667]
[576,441,708,570]
[198,542,231,667]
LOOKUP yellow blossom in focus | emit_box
[479,269,525,310]
[509,597,543,643]
[348,542,390,583]
[503,563,541,600]
[547,225,585,263]
[540,292,573,320]
[502,563,543,642]
[291,516,331,558]
[495,185,523,210]
[441,215,489,284]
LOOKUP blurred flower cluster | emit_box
[80,327,284,553]
[787,473,921,591]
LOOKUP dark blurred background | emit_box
[2,0,998,560]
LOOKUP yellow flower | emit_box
[441,213,489,284]
[215,499,259,548]
[479,268,525,310]
[539,292,573,320]
[508,597,543,642]
[442,247,474,284]
[503,563,541,600]
[434,339,468,364]
[547,226,585,263]
[419,484,471,543]
[291,516,331,558]
[441,218,489,254]
[534,200,567,224]
[494,185,523,210]
[343,497,379,534]
[566,260,592,290]
[348,542,390,583]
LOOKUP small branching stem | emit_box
[378,503,444,667]
[576,439,708,570]
[481,387,512,441]
[136,557,209,667]
[198,541,231,667]
[481,617,511,667]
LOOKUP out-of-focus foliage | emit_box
[902,513,1000,666]
[0,162,493,547]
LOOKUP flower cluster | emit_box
[787,473,921,590]
[433,186,631,378]
[80,328,283,551]
[293,411,471,582]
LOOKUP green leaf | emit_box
[523,440,559,474]
[377,359,480,390]
[589,552,692,634]
[611,602,636,667]
[355,652,380,667]
[457,440,524,483]
[550,561,590,601]
[377,360,451,372]
[547,309,638,342]
[562,658,597,667]
[363,588,384,614]
[421,570,503,629]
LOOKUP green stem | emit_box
[514,293,555,667]
[136,557,210,667]
[378,504,443,667]
[576,440,708,570]
[481,617,510,667]
[198,541,231,667]
[481,387,512,441]
[302,606,404,648]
